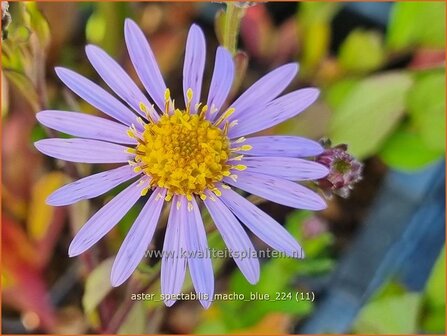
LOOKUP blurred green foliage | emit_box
[422,247,446,332]
[86,2,130,56]
[297,2,339,77]
[354,286,422,333]
[83,257,114,315]
[271,1,446,172]
[354,247,445,334]
[387,2,446,50]
[2,2,50,112]
[380,70,445,170]
[328,72,413,159]
[338,29,385,73]
[195,211,334,333]
[407,71,445,152]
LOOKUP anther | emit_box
[231,145,252,152]
[186,88,193,113]
[229,155,244,161]
[234,137,246,144]
[141,186,150,196]
[199,104,208,119]
[233,164,247,171]
[214,108,235,127]
[212,188,222,196]
[164,89,171,114]
[139,102,156,124]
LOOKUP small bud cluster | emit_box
[315,138,363,199]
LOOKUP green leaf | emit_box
[425,247,446,309]
[283,212,334,275]
[85,2,129,55]
[286,211,334,258]
[4,69,39,112]
[387,2,446,50]
[298,2,340,76]
[339,29,385,73]
[117,301,146,334]
[23,2,51,49]
[26,172,66,241]
[353,292,422,334]
[31,124,47,143]
[274,100,331,140]
[1,73,8,117]
[421,247,445,333]
[324,78,358,110]
[82,257,114,314]
[422,310,445,334]
[214,8,226,47]
[329,72,413,159]
[407,71,446,152]
[379,124,443,171]
[195,320,228,334]
[116,202,141,237]
[299,2,340,25]
[85,11,107,46]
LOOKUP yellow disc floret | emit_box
[136,110,231,199]
[127,88,237,201]
[126,88,250,201]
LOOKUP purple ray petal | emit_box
[238,157,329,181]
[228,63,298,122]
[224,171,326,211]
[124,18,167,113]
[55,67,137,126]
[185,198,214,308]
[203,191,260,284]
[36,110,136,145]
[161,195,187,307]
[68,178,146,257]
[85,45,159,121]
[111,188,166,287]
[206,47,234,121]
[47,165,138,206]
[233,136,324,157]
[34,138,132,163]
[219,186,304,258]
[46,165,138,206]
[183,24,206,111]
[229,88,320,139]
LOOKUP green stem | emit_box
[223,2,246,55]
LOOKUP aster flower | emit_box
[34,19,329,308]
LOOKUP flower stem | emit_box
[223,2,246,55]
[104,270,161,333]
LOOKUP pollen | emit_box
[130,89,234,200]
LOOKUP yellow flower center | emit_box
[127,88,249,201]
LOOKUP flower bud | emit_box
[315,138,363,199]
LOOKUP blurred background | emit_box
[1,1,445,334]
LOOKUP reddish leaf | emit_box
[2,216,56,331]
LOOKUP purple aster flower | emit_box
[34,19,328,308]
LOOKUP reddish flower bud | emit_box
[315,138,363,199]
